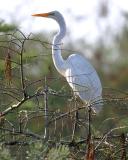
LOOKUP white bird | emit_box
[32,11,102,112]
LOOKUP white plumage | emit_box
[32,11,102,112]
[65,54,102,103]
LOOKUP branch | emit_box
[0,92,44,117]
[95,126,128,150]
[48,105,87,125]
[20,39,27,98]
[0,127,43,140]
[0,46,20,54]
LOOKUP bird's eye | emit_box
[49,12,55,16]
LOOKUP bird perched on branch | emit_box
[32,11,102,112]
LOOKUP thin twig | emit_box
[20,38,27,98]
[0,127,43,140]
[44,77,49,140]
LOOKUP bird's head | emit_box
[32,10,66,37]
[32,11,64,22]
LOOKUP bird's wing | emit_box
[67,54,95,74]
[65,54,102,101]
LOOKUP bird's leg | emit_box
[88,105,92,139]
[72,96,79,141]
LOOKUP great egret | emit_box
[32,11,102,112]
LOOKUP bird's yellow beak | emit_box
[32,13,49,17]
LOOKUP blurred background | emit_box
[0,0,127,89]
[0,0,128,159]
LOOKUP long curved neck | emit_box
[52,16,67,76]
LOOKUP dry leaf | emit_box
[86,141,95,160]
[5,51,12,83]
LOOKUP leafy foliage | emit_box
[47,145,70,160]
[0,20,17,32]
[26,142,70,160]
[0,144,15,160]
